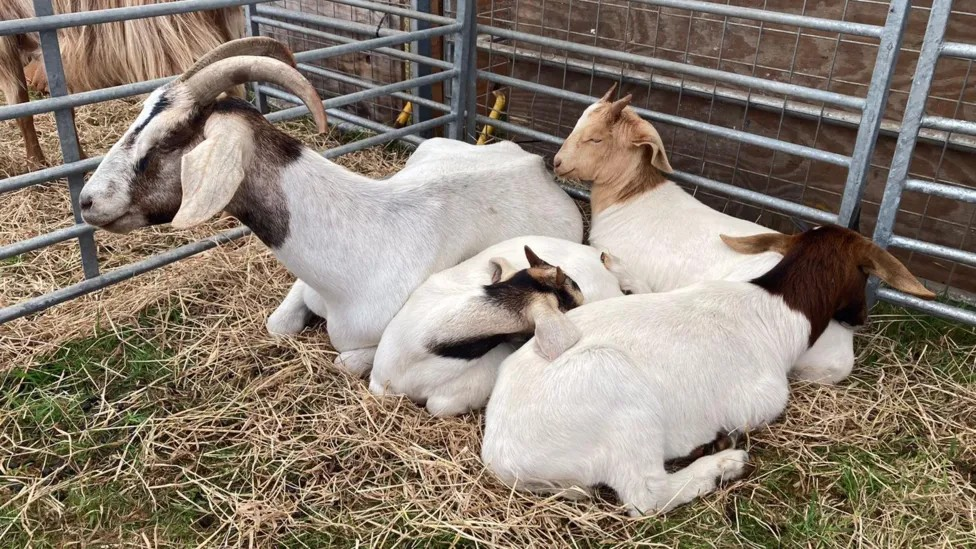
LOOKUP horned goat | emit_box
[79,38,584,376]
[481,224,935,516]
[0,0,243,165]
[553,86,857,384]
[369,237,627,417]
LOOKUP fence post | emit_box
[411,0,434,137]
[868,0,954,304]
[33,0,99,279]
[837,0,911,229]
[245,2,269,114]
[449,0,477,142]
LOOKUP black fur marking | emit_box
[429,333,513,360]
[133,94,171,136]
[483,270,579,313]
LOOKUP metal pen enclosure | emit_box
[0,0,973,326]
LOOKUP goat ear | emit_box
[632,125,674,174]
[600,251,611,268]
[529,300,581,361]
[489,257,517,284]
[720,232,794,255]
[861,245,936,300]
[609,94,632,121]
[173,119,250,229]
[524,245,553,268]
[554,266,566,285]
[599,83,617,103]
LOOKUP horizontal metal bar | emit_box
[670,171,838,225]
[479,71,851,166]
[0,0,274,36]
[474,115,563,145]
[0,223,94,260]
[266,100,425,148]
[904,179,976,203]
[0,77,172,122]
[252,16,453,70]
[476,39,976,153]
[479,25,866,110]
[299,64,451,113]
[921,115,976,136]
[0,227,250,324]
[876,287,976,326]
[322,114,454,158]
[292,23,460,65]
[474,114,837,224]
[630,0,882,37]
[259,70,455,112]
[0,156,103,194]
[941,41,976,60]
[324,0,455,26]
[890,235,976,267]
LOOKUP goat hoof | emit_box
[333,349,374,377]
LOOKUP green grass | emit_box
[1,298,973,547]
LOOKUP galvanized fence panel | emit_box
[1,0,974,326]
[871,0,976,326]
[0,0,457,323]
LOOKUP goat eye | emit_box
[587,138,603,144]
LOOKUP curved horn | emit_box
[183,56,328,133]
[176,37,296,84]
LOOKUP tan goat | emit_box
[0,0,243,166]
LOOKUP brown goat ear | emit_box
[554,266,566,285]
[861,246,936,300]
[720,232,794,255]
[173,117,251,229]
[524,245,553,268]
[599,83,617,103]
[489,257,517,284]
[632,122,673,174]
[609,94,632,121]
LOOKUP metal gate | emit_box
[1,0,974,325]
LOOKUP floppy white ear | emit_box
[172,117,251,229]
[489,257,518,283]
[529,301,581,361]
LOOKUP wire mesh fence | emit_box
[0,0,973,325]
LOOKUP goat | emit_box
[369,237,625,417]
[79,38,584,376]
[553,86,858,384]
[0,0,244,165]
[481,224,935,515]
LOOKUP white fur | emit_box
[369,236,623,416]
[588,183,855,384]
[482,282,809,515]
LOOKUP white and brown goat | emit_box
[482,224,935,515]
[79,38,583,375]
[553,86,859,384]
[370,237,626,417]
[0,0,244,165]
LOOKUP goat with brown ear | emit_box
[482,224,934,516]
[370,236,623,417]
[79,38,583,376]
[553,86,858,384]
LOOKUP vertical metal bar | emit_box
[449,0,477,141]
[868,0,953,302]
[412,0,434,137]
[33,0,99,279]
[837,0,911,228]
[245,2,269,113]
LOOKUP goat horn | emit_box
[183,56,328,133]
[176,37,296,83]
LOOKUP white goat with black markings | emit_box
[369,236,626,417]
[79,38,583,375]
[554,86,857,384]
[482,224,935,516]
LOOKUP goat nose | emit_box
[80,195,93,210]
[553,157,562,169]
